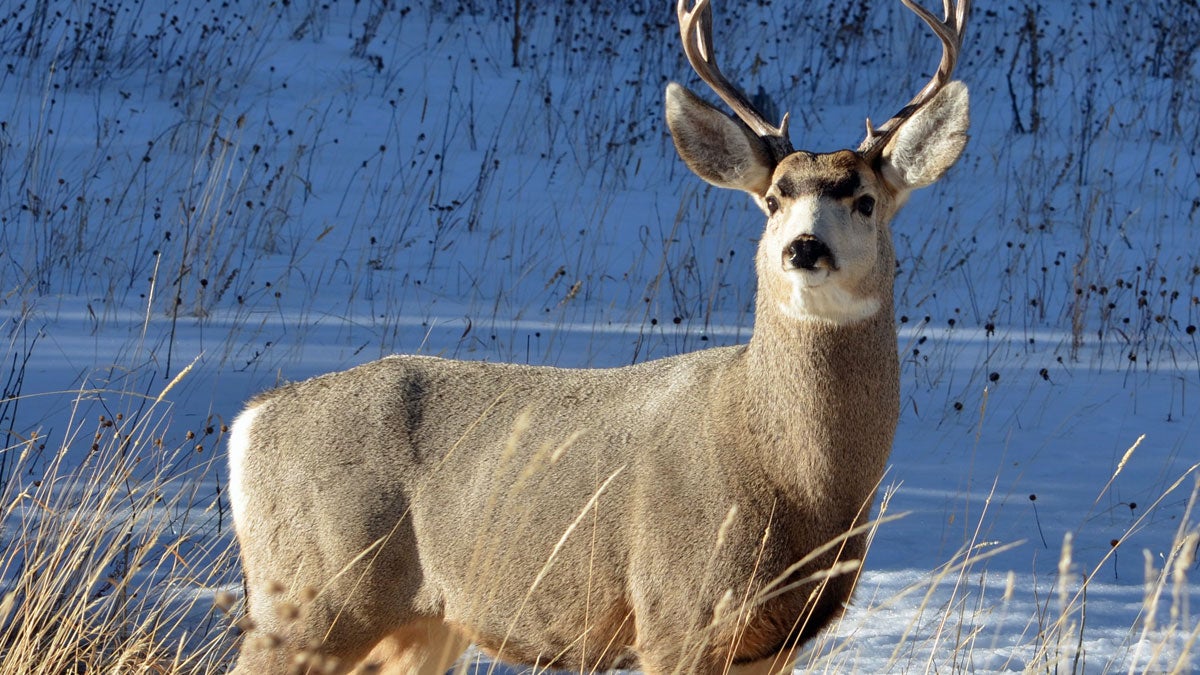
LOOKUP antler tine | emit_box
[861,0,970,157]
[676,0,791,151]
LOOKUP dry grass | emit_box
[0,363,239,673]
[1,436,1194,674]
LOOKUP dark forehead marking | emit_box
[774,151,863,200]
[776,171,860,200]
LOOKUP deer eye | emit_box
[855,195,875,217]
[765,196,780,215]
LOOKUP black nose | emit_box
[785,236,835,271]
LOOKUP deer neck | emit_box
[730,286,900,514]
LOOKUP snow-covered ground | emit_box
[1,0,1197,672]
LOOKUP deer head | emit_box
[666,0,970,326]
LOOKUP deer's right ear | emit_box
[666,83,774,197]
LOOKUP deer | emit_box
[226,0,970,673]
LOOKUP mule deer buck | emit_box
[228,0,970,672]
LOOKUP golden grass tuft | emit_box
[0,379,239,674]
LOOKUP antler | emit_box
[860,0,970,158]
[676,0,793,158]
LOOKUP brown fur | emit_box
[228,307,902,674]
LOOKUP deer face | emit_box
[755,150,891,324]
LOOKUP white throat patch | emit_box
[778,274,880,325]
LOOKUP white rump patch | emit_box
[778,274,880,325]
[227,403,263,527]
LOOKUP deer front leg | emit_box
[353,619,469,675]
[726,649,798,675]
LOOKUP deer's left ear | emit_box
[878,81,970,191]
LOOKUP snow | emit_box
[1,0,1197,672]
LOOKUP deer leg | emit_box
[230,604,390,675]
[230,570,425,675]
[725,648,798,675]
[351,619,470,675]
[634,646,797,675]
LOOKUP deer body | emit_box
[229,1,969,672]
[231,304,897,672]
